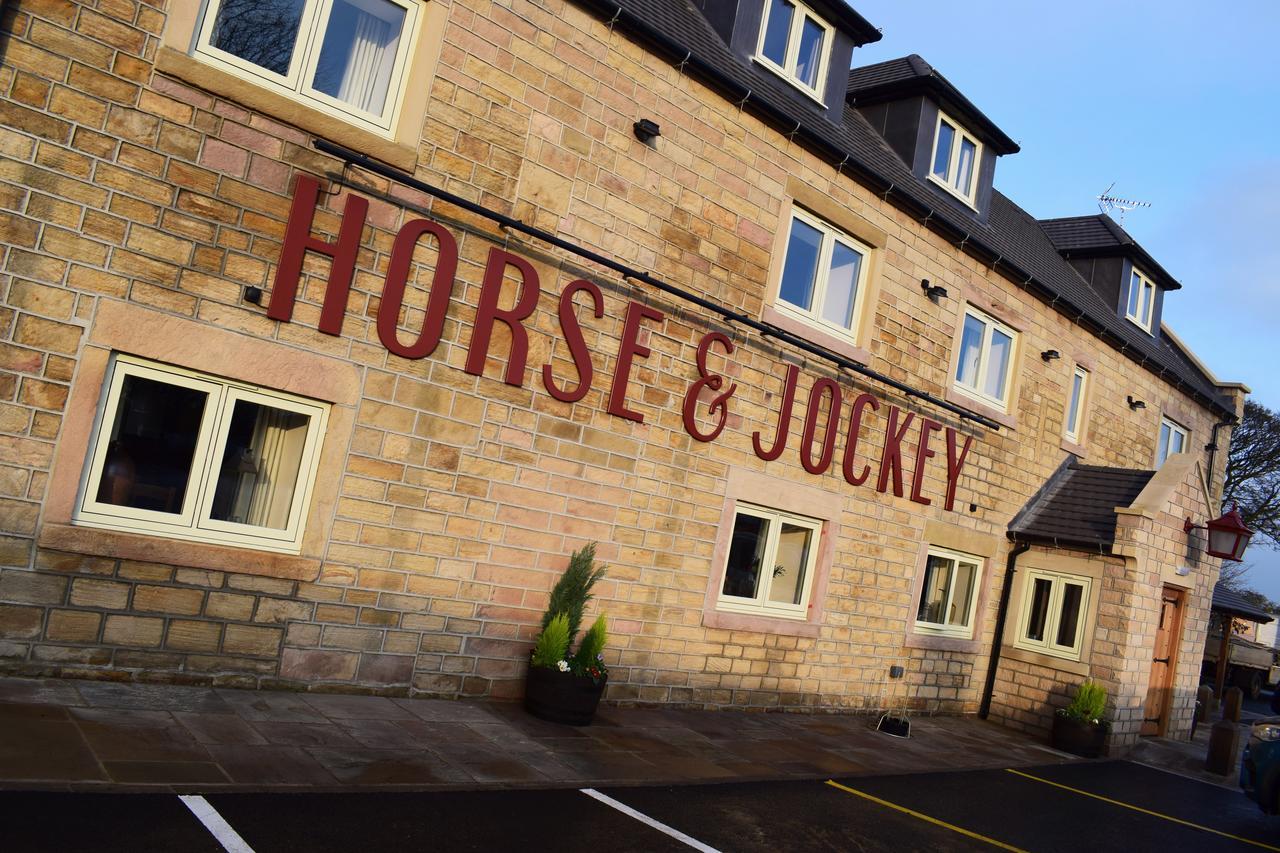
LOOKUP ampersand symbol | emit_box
[682,332,737,442]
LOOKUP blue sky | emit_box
[846,1,1280,597]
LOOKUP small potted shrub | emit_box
[524,543,610,726]
[1051,679,1108,758]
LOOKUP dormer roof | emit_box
[847,55,1019,155]
[1039,214,1182,291]
[806,0,882,46]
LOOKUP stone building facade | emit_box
[0,0,1248,749]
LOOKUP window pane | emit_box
[209,0,307,77]
[95,375,208,514]
[210,400,312,530]
[917,555,952,624]
[820,241,862,328]
[761,0,794,65]
[1056,583,1084,648]
[955,313,985,386]
[949,561,976,627]
[795,16,824,86]
[1170,428,1185,454]
[1025,578,1052,641]
[983,328,1012,400]
[933,121,955,177]
[767,522,812,605]
[955,138,976,194]
[1158,423,1171,462]
[312,0,407,115]
[1067,371,1084,436]
[779,217,823,312]
[1128,271,1142,317]
[723,513,769,600]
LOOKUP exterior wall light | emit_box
[920,279,947,302]
[1040,349,1061,361]
[1185,504,1254,562]
[633,119,661,144]
[1127,396,1146,410]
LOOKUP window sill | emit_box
[1124,314,1155,336]
[703,608,821,638]
[154,47,418,172]
[944,386,1017,430]
[762,304,871,365]
[1003,644,1090,677]
[926,173,979,212]
[904,629,978,653]
[750,55,829,109]
[1060,435,1087,457]
[39,522,321,582]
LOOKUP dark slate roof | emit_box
[804,0,882,46]
[846,55,1019,155]
[1212,583,1275,624]
[1038,215,1181,290]
[1008,460,1155,552]
[574,0,1233,416]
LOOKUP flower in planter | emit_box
[1059,679,1108,728]
[529,544,610,681]
[557,660,570,672]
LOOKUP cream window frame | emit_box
[754,0,834,102]
[953,305,1018,411]
[716,503,822,620]
[913,546,983,639]
[1157,416,1189,465]
[928,111,983,205]
[192,0,423,136]
[75,354,330,555]
[1013,569,1092,661]
[1126,268,1157,333]
[774,207,873,343]
[1064,365,1089,444]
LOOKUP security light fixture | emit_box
[1185,504,1254,562]
[920,279,948,302]
[1040,349,1061,362]
[1127,396,1146,410]
[243,286,263,305]
[633,119,661,144]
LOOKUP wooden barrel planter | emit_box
[1051,714,1106,758]
[524,665,608,726]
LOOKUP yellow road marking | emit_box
[824,779,1028,852]
[1005,768,1280,852]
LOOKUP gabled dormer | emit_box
[1038,215,1182,339]
[847,55,1019,220]
[695,0,881,113]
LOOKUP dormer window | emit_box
[929,111,982,205]
[1126,268,1156,333]
[757,0,832,100]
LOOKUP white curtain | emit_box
[243,408,308,529]
[336,2,399,113]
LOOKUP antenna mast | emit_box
[1097,182,1151,224]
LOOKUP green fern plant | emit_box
[541,542,605,642]
[1059,679,1107,724]
[572,615,608,676]
[531,613,571,668]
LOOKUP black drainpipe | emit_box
[979,540,1031,719]
[1204,416,1238,501]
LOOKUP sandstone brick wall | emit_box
[0,0,1238,720]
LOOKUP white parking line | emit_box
[179,795,256,853]
[580,788,722,853]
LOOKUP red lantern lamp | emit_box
[1184,504,1255,562]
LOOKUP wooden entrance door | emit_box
[1141,588,1184,736]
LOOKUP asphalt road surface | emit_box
[3,761,1278,852]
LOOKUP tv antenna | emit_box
[1097,182,1151,223]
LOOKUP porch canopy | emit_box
[1211,582,1275,624]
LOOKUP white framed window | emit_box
[755,0,833,99]
[76,354,329,554]
[953,305,1017,410]
[1157,416,1188,465]
[1064,365,1089,444]
[1125,268,1157,333]
[718,503,821,620]
[1014,570,1091,661]
[775,207,872,341]
[928,111,982,204]
[914,547,983,638]
[193,0,423,135]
